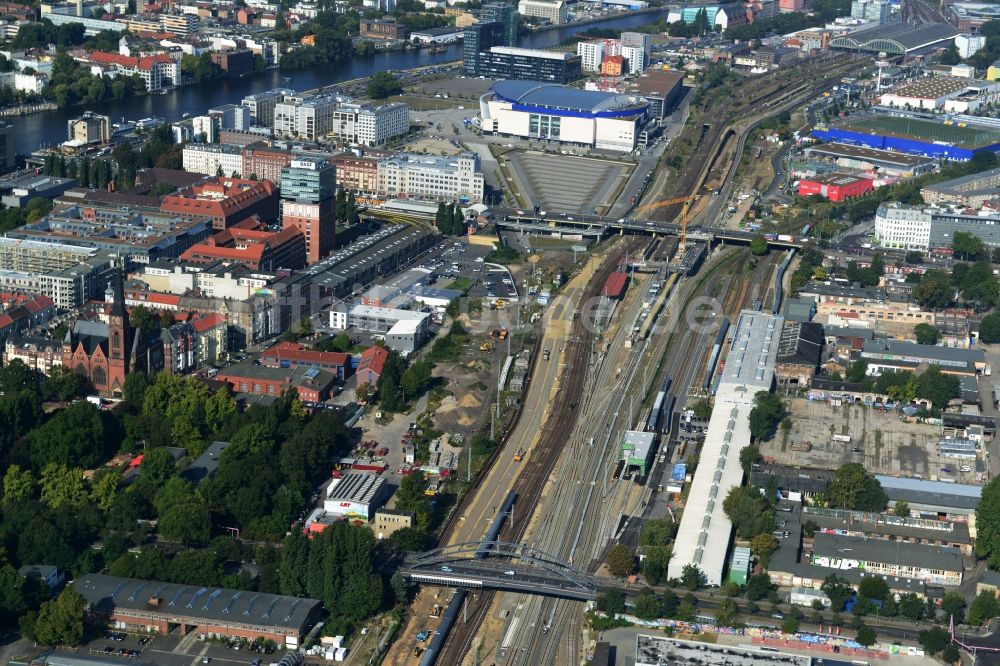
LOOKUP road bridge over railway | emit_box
[399,541,604,601]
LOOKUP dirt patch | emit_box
[404,136,465,156]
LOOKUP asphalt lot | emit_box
[506,151,631,215]
[75,630,278,666]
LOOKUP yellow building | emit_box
[988,60,1000,81]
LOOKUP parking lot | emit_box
[79,630,277,666]
[505,151,633,214]
[760,398,980,483]
[415,239,518,303]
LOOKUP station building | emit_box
[74,573,321,647]
[479,80,650,152]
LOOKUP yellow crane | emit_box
[634,193,698,250]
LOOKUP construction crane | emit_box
[634,193,698,251]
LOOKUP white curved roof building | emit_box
[479,80,650,152]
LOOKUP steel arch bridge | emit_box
[398,541,601,601]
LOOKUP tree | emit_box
[821,575,855,612]
[28,400,107,469]
[968,590,1000,625]
[595,589,625,615]
[858,575,889,603]
[641,545,671,585]
[748,391,784,441]
[781,616,800,635]
[905,250,924,264]
[634,593,662,620]
[898,593,924,621]
[913,270,954,310]
[745,573,774,601]
[828,463,887,511]
[953,231,983,260]
[739,444,762,472]
[914,323,939,345]
[981,312,1000,344]
[2,465,35,505]
[750,533,778,560]
[941,645,961,664]
[893,500,910,517]
[605,543,634,577]
[140,447,177,487]
[715,596,742,627]
[919,625,951,654]
[941,591,966,624]
[940,44,961,65]
[680,564,704,590]
[367,71,401,99]
[855,623,877,647]
[750,235,768,256]
[27,587,85,646]
[39,464,87,510]
[917,365,960,410]
[723,486,774,539]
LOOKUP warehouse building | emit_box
[798,172,873,201]
[74,574,321,646]
[829,22,958,56]
[479,80,649,152]
[619,430,655,477]
[804,143,937,177]
[348,303,431,353]
[668,311,782,586]
[322,471,390,519]
[812,532,964,585]
[875,474,982,522]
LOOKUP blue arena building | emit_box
[479,80,650,152]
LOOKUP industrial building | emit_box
[323,471,390,519]
[479,80,649,152]
[804,142,937,177]
[0,174,76,208]
[798,172,873,201]
[875,474,982,520]
[860,338,986,374]
[619,430,655,476]
[622,68,684,121]
[635,635,810,666]
[215,363,339,402]
[667,311,782,586]
[812,532,964,585]
[348,303,431,353]
[74,573,321,646]
[922,164,1000,205]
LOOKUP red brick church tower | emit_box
[106,268,132,395]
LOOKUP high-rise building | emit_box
[463,21,504,76]
[476,46,581,83]
[480,2,517,46]
[850,0,892,24]
[281,157,336,264]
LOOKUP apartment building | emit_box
[159,12,198,35]
[377,152,484,203]
[329,102,409,146]
[332,154,379,193]
[85,52,180,92]
[517,0,568,24]
[182,144,245,177]
[241,88,294,128]
[273,94,338,141]
[241,144,294,185]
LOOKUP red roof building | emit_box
[85,51,180,92]
[242,144,293,187]
[179,221,306,271]
[798,173,873,202]
[602,272,629,299]
[261,341,350,380]
[160,177,280,229]
[216,363,338,403]
[357,345,389,386]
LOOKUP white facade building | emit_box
[577,40,604,72]
[377,152,485,203]
[956,33,986,58]
[874,203,933,251]
[517,0,568,23]
[208,103,251,131]
[330,102,410,146]
[576,32,650,75]
[182,144,244,176]
[241,88,294,127]
[192,115,217,143]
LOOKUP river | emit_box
[11,9,667,154]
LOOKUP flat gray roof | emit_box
[875,474,982,510]
[813,532,964,572]
[75,573,320,633]
[635,635,810,666]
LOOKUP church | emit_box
[62,270,163,396]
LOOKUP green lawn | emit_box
[841,115,1000,147]
[447,277,474,293]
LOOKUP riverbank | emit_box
[0,101,57,116]
[530,6,668,33]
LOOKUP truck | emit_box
[832,434,852,443]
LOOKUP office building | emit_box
[330,102,410,146]
[480,80,649,152]
[348,303,431,352]
[159,12,198,34]
[67,111,109,144]
[241,143,294,186]
[851,0,892,24]
[623,68,684,120]
[377,152,485,203]
[281,157,336,264]
[192,115,218,144]
[480,2,518,46]
[475,46,581,83]
[463,21,505,76]
[956,33,986,58]
[875,201,1000,251]
[0,122,13,173]
[160,177,280,229]
[332,153,379,193]
[241,88,294,128]
[273,94,338,141]
[0,174,76,207]
[210,48,254,77]
[359,17,408,40]
[374,508,414,539]
[517,0,567,24]
[208,104,251,132]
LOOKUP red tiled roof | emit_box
[23,295,53,313]
[180,242,267,264]
[191,313,226,333]
[358,345,389,378]
[262,341,349,366]
[89,51,173,70]
[160,177,277,221]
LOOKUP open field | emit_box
[758,398,981,483]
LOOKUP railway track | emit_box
[436,237,649,665]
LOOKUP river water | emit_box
[11,9,667,154]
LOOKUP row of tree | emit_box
[435,201,466,235]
